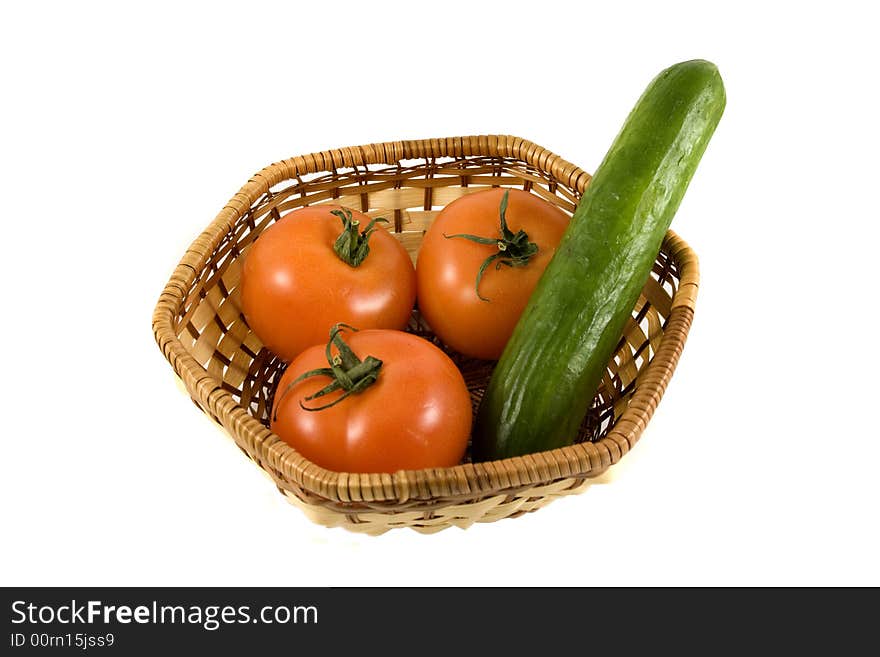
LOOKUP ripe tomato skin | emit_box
[416,189,569,360]
[240,206,416,362]
[270,330,472,474]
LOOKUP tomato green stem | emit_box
[331,208,389,267]
[443,190,539,301]
[272,323,382,416]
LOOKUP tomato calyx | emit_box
[331,208,389,267]
[442,190,539,301]
[273,324,382,415]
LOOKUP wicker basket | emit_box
[152,135,699,535]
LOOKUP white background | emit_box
[2,1,878,587]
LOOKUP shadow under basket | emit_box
[152,135,699,535]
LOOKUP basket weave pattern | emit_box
[152,135,699,534]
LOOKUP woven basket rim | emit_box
[152,134,699,505]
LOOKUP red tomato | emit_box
[270,326,472,474]
[416,188,569,360]
[240,205,416,362]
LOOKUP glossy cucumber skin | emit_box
[472,60,726,461]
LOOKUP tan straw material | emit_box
[152,135,699,535]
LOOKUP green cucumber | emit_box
[472,59,726,461]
